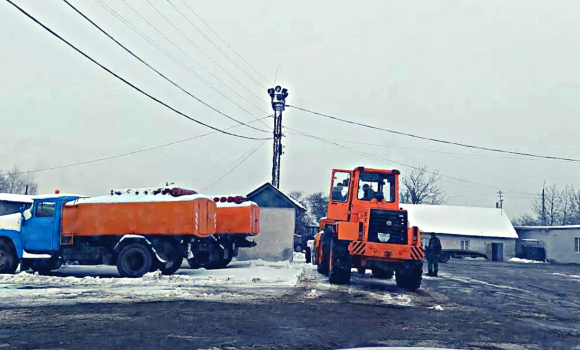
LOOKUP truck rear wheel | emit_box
[117,243,153,278]
[329,236,352,285]
[317,228,332,275]
[0,240,18,274]
[160,256,183,275]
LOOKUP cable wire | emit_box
[176,0,271,85]
[116,0,270,125]
[167,0,268,89]
[63,0,269,134]
[201,139,268,191]
[286,126,536,197]
[5,0,269,142]
[11,116,272,176]
[287,105,580,163]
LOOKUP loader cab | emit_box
[21,195,81,253]
[327,167,401,222]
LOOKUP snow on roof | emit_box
[31,194,86,200]
[515,225,580,230]
[216,201,256,208]
[247,182,306,211]
[0,193,33,204]
[402,204,518,239]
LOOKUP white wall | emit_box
[517,227,580,264]
[237,207,295,262]
[426,234,516,261]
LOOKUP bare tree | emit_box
[511,213,539,226]
[288,191,315,237]
[400,166,445,205]
[532,183,561,226]
[305,191,328,221]
[571,186,580,225]
[0,166,38,195]
[561,185,574,225]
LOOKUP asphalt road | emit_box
[1,259,580,350]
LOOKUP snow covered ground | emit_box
[509,257,546,264]
[0,259,307,308]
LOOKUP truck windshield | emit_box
[357,172,395,202]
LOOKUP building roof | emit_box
[402,204,518,239]
[515,225,580,230]
[0,193,33,204]
[247,182,306,211]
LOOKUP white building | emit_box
[402,204,518,261]
[515,226,580,264]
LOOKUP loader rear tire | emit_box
[396,263,422,291]
[317,227,332,275]
[329,236,352,285]
[117,243,153,278]
[372,268,394,280]
[0,240,18,274]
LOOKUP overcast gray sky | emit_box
[1,0,579,218]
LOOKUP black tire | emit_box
[117,243,153,278]
[187,257,201,269]
[294,244,303,253]
[0,240,18,274]
[217,255,234,269]
[317,228,332,275]
[372,268,394,279]
[329,236,352,285]
[160,256,183,275]
[396,263,422,291]
[439,252,450,263]
[357,267,366,275]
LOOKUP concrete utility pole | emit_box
[267,85,288,189]
[542,180,546,226]
[497,190,503,215]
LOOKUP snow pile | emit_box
[509,257,546,264]
[428,305,444,311]
[0,213,22,231]
[0,259,308,307]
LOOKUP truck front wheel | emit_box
[117,243,153,278]
[0,240,18,274]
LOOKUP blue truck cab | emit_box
[0,194,81,274]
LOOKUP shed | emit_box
[236,183,305,262]
[515,226,580,264]
[402,204,518,261]
[0,193,33,216]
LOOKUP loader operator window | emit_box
[358,172,395,202]
[331,172,350,202]
[36,202,56,217]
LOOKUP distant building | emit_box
[0,193,33,216]
[236,182,306,262]
[402,204,518,261]
[515,226,580,264]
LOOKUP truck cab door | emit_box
[327,170,351,221]
[23,199,60,252]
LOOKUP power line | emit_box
[5,0,268,141]
[115,0,269,125]
[10,116,272,176]
[176,0,271,85]
[63,0,269,134]
[166,0,268,89]
[286,126,536,197]
[287,105,580,163]
[201,139,268,191]
[142,0,268,111]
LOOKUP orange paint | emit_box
[61,198,216,238]
[215,203,260,235]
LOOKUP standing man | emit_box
[426,232,442,277]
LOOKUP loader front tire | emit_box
[372,268,394,280]
[117,243,153,278]
[396,263,423,291]
[317,227,332,275]
[329,236,352,285]
[0,240,18,274]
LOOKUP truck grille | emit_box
[367,209,407,245]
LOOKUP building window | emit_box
[575,238,580,253]
[461,240,469,250]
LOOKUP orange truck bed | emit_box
[62,195,216,238]
[215,202,260,235]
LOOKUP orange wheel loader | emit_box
[313,166,425,290]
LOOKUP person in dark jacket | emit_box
[426,232,442,277]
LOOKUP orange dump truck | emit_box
[186,195,260,269]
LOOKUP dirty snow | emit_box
[428,305,444,311]
[509,257,546,264]
[0,213,22,231]
[0,259,307,307]
[551,273,580,280]
[22,251,52,259]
